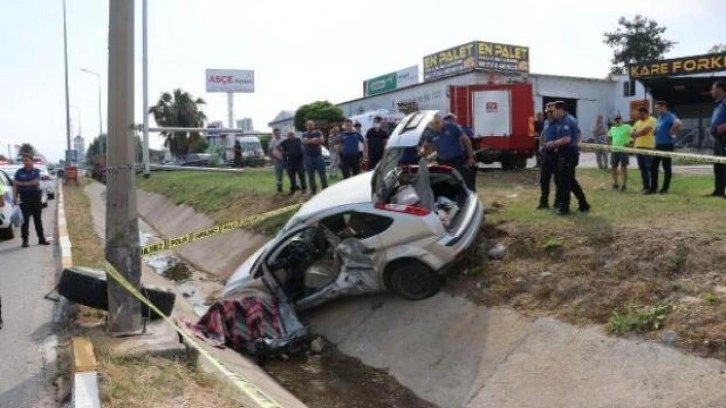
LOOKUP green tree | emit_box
[149,89,207,158]
[708,44,726,53]
[604,15,676,74]
[294,101,344,133]
[18,143,36,157]
[85,134,107,164]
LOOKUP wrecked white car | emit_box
[191,110,484,355]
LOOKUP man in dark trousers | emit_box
[649,101,682,194]
[280,131,306,195]
[537,103,559,209]
[424,113,476,190]
[708,81,726,198]
[340,118,366,178]
[364,116,389,169]
[546,102,590,215]
[233,140,243,168]
[301,120,328,195]
[13,155,50,247]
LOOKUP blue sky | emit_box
[0,0,723,161]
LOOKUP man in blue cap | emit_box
[424,113,475,190]
[708,81,726,197]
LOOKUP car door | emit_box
[294,210,393,311]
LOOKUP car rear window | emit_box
[321,211,393,240]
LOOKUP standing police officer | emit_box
[546,102,590,215]
[13,155,50,247]
[537,103,558,209]
[708,81,726,197]
[424,113,476,190]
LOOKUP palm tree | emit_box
[149,89,207,158]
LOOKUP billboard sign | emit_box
[206,69,255,93]
[627,52,726,78]
[423,41,529,81]
[364,66,419,96]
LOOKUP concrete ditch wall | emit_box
[137,188,726,408]
[136,189,268,280]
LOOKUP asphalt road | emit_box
[0,198,58,408]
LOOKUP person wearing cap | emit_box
[537,103,559,209]
[631,107,656,193]
[649,101,682,194]
[365,116,389,170]
[13,154,50,247]
[608,115,633,191]
[708,81,726,197]
[339,118,367,179]
[545,101,590,215]
[423,113,475,190]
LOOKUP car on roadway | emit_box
[37,165,56,200]
[0,165,49,208]
[0,169,17,240]
[223,110,484,312]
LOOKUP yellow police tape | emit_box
[103,260,286,408]
[579,143,726,165]
[141,203,302,257]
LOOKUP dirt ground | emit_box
[448,168,726,361]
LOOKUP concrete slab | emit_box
[73,372,101,408]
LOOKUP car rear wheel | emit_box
[0,226,13,240]
[389,260,442,300]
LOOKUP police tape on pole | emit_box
[140,203,302,257]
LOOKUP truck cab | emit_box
[449,83,536,170]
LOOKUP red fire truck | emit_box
[449,83,536,170]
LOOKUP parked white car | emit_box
[0,169,16,240]
[37,165,56,200]
[0,165,49,208]
[224,110,484,310]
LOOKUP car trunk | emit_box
[373,147,474,232]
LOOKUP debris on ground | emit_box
[309,337,325,354]
[487,243,507,260]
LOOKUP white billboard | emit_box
[206,69,255,93]
[396,65,419,89]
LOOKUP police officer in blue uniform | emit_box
[424,113,476,190]
[537,103,559,209]
[709,80,726,197]
[545,102,590,215]
[13,155,50,247]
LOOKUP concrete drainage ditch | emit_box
[144,250,434,407]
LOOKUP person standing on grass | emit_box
[268,128,286,193]
[534,112,545,168]
[328,126,341,179]
[13,154,50,248]
[649,101,682,195]
[365,116,389,170]
[339,118,366,179]
[280,131,306,195]
[592,115,609,170]
[608,115,632,191]
[545,101,590,215]
[233,140,243,168]
[301,120,328,195]
[537,103,559,209]
[423,113,475,190]
[708,81,726,198]
[631,107,656,193]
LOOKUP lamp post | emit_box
[80,68,105,155]
[62,0,72,162]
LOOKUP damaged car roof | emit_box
[286,172,373,226]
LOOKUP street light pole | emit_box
[106,0,142,335]
[62,0,72,161]
[142,0,150,178]
[80,69,105,155]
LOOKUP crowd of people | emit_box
[535,80,726,213]
[267,116,392,195]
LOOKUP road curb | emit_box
[58,183,101,408]
[57,183,72,268]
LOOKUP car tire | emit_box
[0,227,13,240]
[389,260,442,301]
[58,267,175,320]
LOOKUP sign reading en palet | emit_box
[364,66,419,96]
[423,41,529,81]
[628,52,726,78]
[206,69,255,93]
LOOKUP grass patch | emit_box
[64,178,105,268]
[136,169,325,236]
[606,303,672,335]
[702,292,721,305]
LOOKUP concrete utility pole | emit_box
[141,0,151,178]
[106,0,142,335]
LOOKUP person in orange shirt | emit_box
[631,107,656,193]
